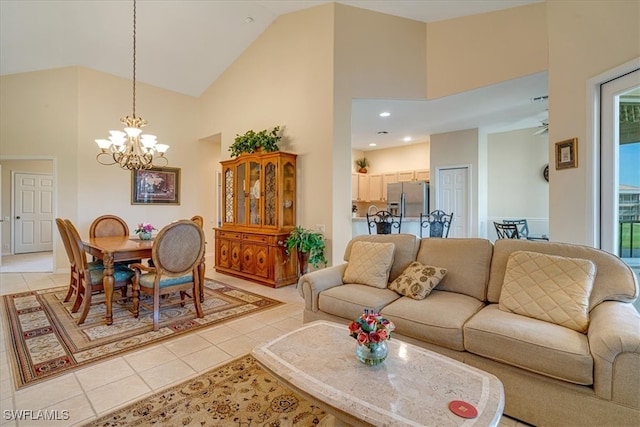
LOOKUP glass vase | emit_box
[356,341,388,365]
[138,231,152,240]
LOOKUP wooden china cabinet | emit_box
[215,151,298,287]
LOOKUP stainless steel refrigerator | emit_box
[386,181,429,217]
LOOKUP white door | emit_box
[437,167,470,237]
[600,69,640,259]
[14,172,54,253]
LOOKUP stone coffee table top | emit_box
[252,320,504,426]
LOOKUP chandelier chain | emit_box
[132,0,137,119]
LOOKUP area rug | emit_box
[1,279,282,389]
[83,354,328,427]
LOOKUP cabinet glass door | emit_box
[249,161,261,225]
[224,167,234,224]
[283,160,295,227]
[263,160,277,226]
[236,163,246,225]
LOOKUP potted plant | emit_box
[285,226,327,276]
[229,126,282,158]
[355,157,369,173]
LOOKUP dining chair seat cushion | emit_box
[88,267,135,286]
[138,273,193,289]
[87,260,103,270]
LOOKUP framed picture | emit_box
[131,167,181,205]
[555,138,578,170]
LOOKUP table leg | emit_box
[103,252,115,325]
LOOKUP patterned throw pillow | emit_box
[499,251,596,333]
[388,261,447,300]
[342,241,396,289]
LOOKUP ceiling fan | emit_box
[534,120,548,135]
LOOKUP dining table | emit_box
[82,235,153,325]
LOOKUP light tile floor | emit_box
[0,262,529,427]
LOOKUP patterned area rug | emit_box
[1,279,282,389]
[84,354,328,426]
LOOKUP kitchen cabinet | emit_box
[397,171,415,182]
[415,169,430,181]
[215,151,298,287]
[369,174,382,201]
[382,173,398,201]
[358,174,370,201]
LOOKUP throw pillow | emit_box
[342,241,395,289]
[388,261,447,300]
[499,250,597,333]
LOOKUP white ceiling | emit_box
[0,0,546,150]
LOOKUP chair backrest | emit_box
[190,215,204,229]
[56,218,75,265]
[366,210,402,234]
[151,220,205,277]
[420,210,453,238]
[64,219,90,271]
[503,219,529,239]
[494,222,520,239]
[89,215,129,238]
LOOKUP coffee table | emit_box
[252,320,504,426]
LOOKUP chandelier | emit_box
[95,0,169,170]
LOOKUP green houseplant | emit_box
[229,126,282,158]
[355,157,369,173]
[285,226,327,276]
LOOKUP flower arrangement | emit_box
[134,223,156,234]
[348,310,395,348]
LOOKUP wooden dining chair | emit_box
[89,214,129,238]
[64,219,134,325]
[56,218,103,313]
[130,219,205,330]
[190,215,206,302]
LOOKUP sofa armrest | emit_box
[297,264,347,312]
[588,301,640,407]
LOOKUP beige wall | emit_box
[0,67,217,271]
[426,3,548,99]
[357,143,430,175]
[199,4,336,261]
[1,1,637,272]
[487,127,549,238]
[430,128,480,235]
[546,1,640,244]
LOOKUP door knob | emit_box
[16,216,20,219]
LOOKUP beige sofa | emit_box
[297,234,640,426]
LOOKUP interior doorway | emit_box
[0,158,55,273]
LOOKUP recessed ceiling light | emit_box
[403,137,412,142]
[369,143,377,147]
[377,131,388,134]
[245,17,254,23]
[379,112,390,117]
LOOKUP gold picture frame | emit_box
[131,167,181,205]
[555,138,578,170]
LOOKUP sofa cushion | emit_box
[415,238,493,301]
[344,234,419,282]
[319,284,402,321]
[464,304,593,385]
[380,290,484,351]
[388,261,447,300]
[487,239,638,309]
[499,251,596,333]
[342,241,395,289]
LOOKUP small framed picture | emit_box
[131,167,181,205]
[555,138,578,170]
